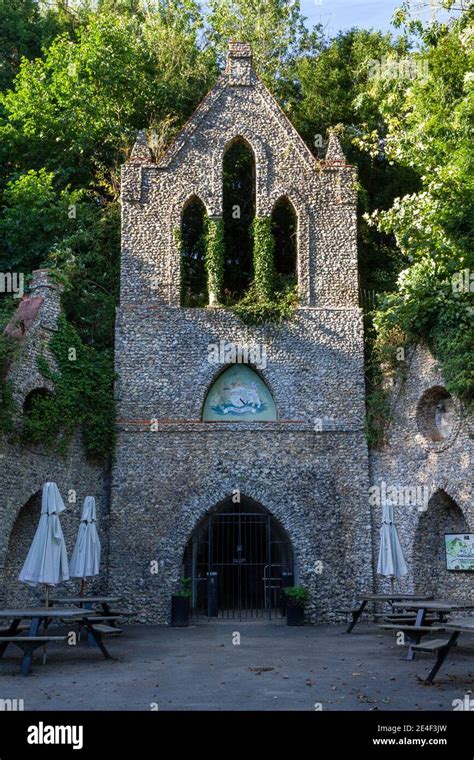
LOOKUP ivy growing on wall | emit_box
[0,298,19,434]
[252,217,274,298]
[364,319,408,448]
[231,275,298,326]
[204,217,225,305]
[22,316,115,462]
[229,216,298,325]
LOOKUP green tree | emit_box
[366,8,473,404]
[0,168,88,271]
[206,0,322,100]
[0,7,215,189]
[0,0,44,91]
[293,28,419,295]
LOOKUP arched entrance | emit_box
[413,490,472,601]
[183,496,294,620]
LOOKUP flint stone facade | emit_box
[0,271,109,608]
[370,345,473,603]
[111,42,372,622]
[1,43,472,621]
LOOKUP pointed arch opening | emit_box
[222,137,256,299]
[414,490,472,600]
[272,196,297,284]
[3,491,41,608]
[182,494,294,620]
[202,364,277,422]
[180,195,208,307]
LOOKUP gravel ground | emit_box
[0,622,473,711]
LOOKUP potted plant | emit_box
[171,577,192,627]
[284,586,310,626]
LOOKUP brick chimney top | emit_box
[227,41,252,59]
[226,41,253,86]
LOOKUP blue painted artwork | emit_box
[202,365,277,422]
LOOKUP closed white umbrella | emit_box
[377,502,408,591]
[18,482,69,664]
[19,482,69,589]
[69,497,101,585]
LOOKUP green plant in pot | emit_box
[171,577,192,627]
[284,586,310,626]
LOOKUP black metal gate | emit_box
[184,501,293,620]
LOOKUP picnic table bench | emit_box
[379,623,447,660]
[44,596,126,618]
[399,599,474,625]
[0,607,115,676]
[373,613,439,623]
[412,617,474,684]
[340,594,433,633]
[44,596,132,644]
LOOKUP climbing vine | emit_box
[204,217,225,305]
[229,216,297,325]
[364,317,409,448]
[252,216,275,298]
[231,274,298,326]
[22,316,115,461]
[0,299,19,434]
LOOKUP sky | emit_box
[299,0,449,35]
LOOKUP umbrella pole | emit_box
[43,585,50,665]
[390,576,395,594]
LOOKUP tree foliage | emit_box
[365,9,474,406]
[0,0,471,453]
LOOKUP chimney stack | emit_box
[225,41,253,86]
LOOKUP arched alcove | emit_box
[413,490,472,601]
[23,388,53,416]
[202,364,277,422]
[180,195,208,306]
[3,491,42,608]
[416,386,455,442]
[222,137,256,299]
[182,494,294,619]
[272,196,297,281]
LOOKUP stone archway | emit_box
[1,491,41,608]
[413,489,473,601]
[182,495,294,620]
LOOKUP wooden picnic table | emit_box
[45,595,130,646]
[45,596,123,613]
[343,593,433,633]
[0,607,113,676]
[44,596,126,646]
[415,617,474,684]
[401,599,474,616]
[396,599,474,660]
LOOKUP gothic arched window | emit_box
[272,197,297,281]
[222,138,256,299]
[202,364,277,422]
[180,195,207,306]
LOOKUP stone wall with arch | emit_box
[0,270,111,608]
[413,489,473,601]
[0,434,110,608]
[110,425,372,623]
[370,345,473,596]
[120,42,358,309]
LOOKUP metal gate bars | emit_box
[185,505,293,621]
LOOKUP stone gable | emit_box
[120,42,358,309]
